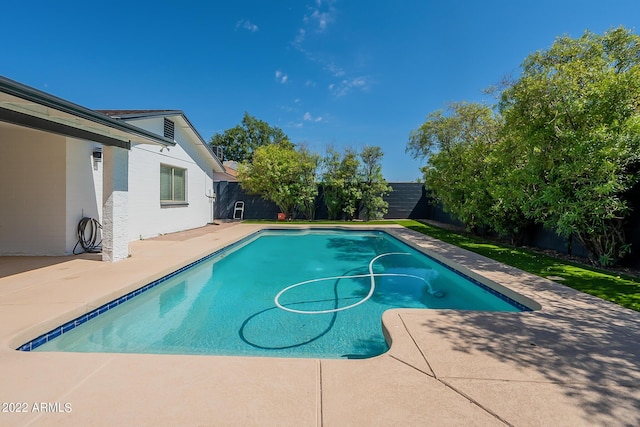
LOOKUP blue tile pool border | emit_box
[16,230,262,352]
[17,228,531,352]
[412,244,532,312]
[374,229,532,312]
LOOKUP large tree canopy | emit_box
[500,27,640,265]
[406,102,520,235]
[408,27,640,266]
[210,112,292,162]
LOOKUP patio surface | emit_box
[0,222,639,426]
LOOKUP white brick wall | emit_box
[102,146,129,261]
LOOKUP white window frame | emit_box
[160,164,188,206]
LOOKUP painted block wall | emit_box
[213,182,431,220]
[65,139,102,253]
[126,118,214,240]
[102,146,130,261]
[0,126,67,255]
[383,183,430,219]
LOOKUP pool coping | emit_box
[1,222,639,426]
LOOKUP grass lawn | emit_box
[396,219,640,312]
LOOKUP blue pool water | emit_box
[28,229,528,359]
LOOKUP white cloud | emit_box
[351,77,367,88]
[294,0,336,50]
[292,1,371,100]
[303,112,323,122]
[330,77,371,97]
[236,19,259,32]
[275,70,289,84]
[304,12,324,32]
[304,1,335,32]
[325,62,345,77]
[293,28,306,48]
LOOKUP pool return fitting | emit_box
[274,252,444,315]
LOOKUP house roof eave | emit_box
[0,75,176,148]
[98,109,226,173]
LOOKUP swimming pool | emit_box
[21,229,531,359]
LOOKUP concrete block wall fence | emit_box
[213,182,430,221]
[213,181,639,268]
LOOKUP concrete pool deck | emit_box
[0,223,639,426]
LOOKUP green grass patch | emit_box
[395,220,640,312]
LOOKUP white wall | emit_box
[0,114,216,256]
[126,117,214,240]
[65,139,102,253]
[0,125,68,255]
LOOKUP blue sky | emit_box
[2,1,639,181]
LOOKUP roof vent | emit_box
[163,118,175,140]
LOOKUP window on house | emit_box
[160,164,186,203]
[164,118,175,140]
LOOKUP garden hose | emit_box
[73,217,102,254]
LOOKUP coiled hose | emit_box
[73,217,102,254]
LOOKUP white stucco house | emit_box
[0,75,230,261]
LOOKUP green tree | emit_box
[237,144,318,220]
[321,148,343,220]
[297,147,320,220]
[210,112,292,162]
[359,146,391,221]
[320,147,362,220]
[484,128,535,245]
[407,102,515,234]
[500,27,640,265]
